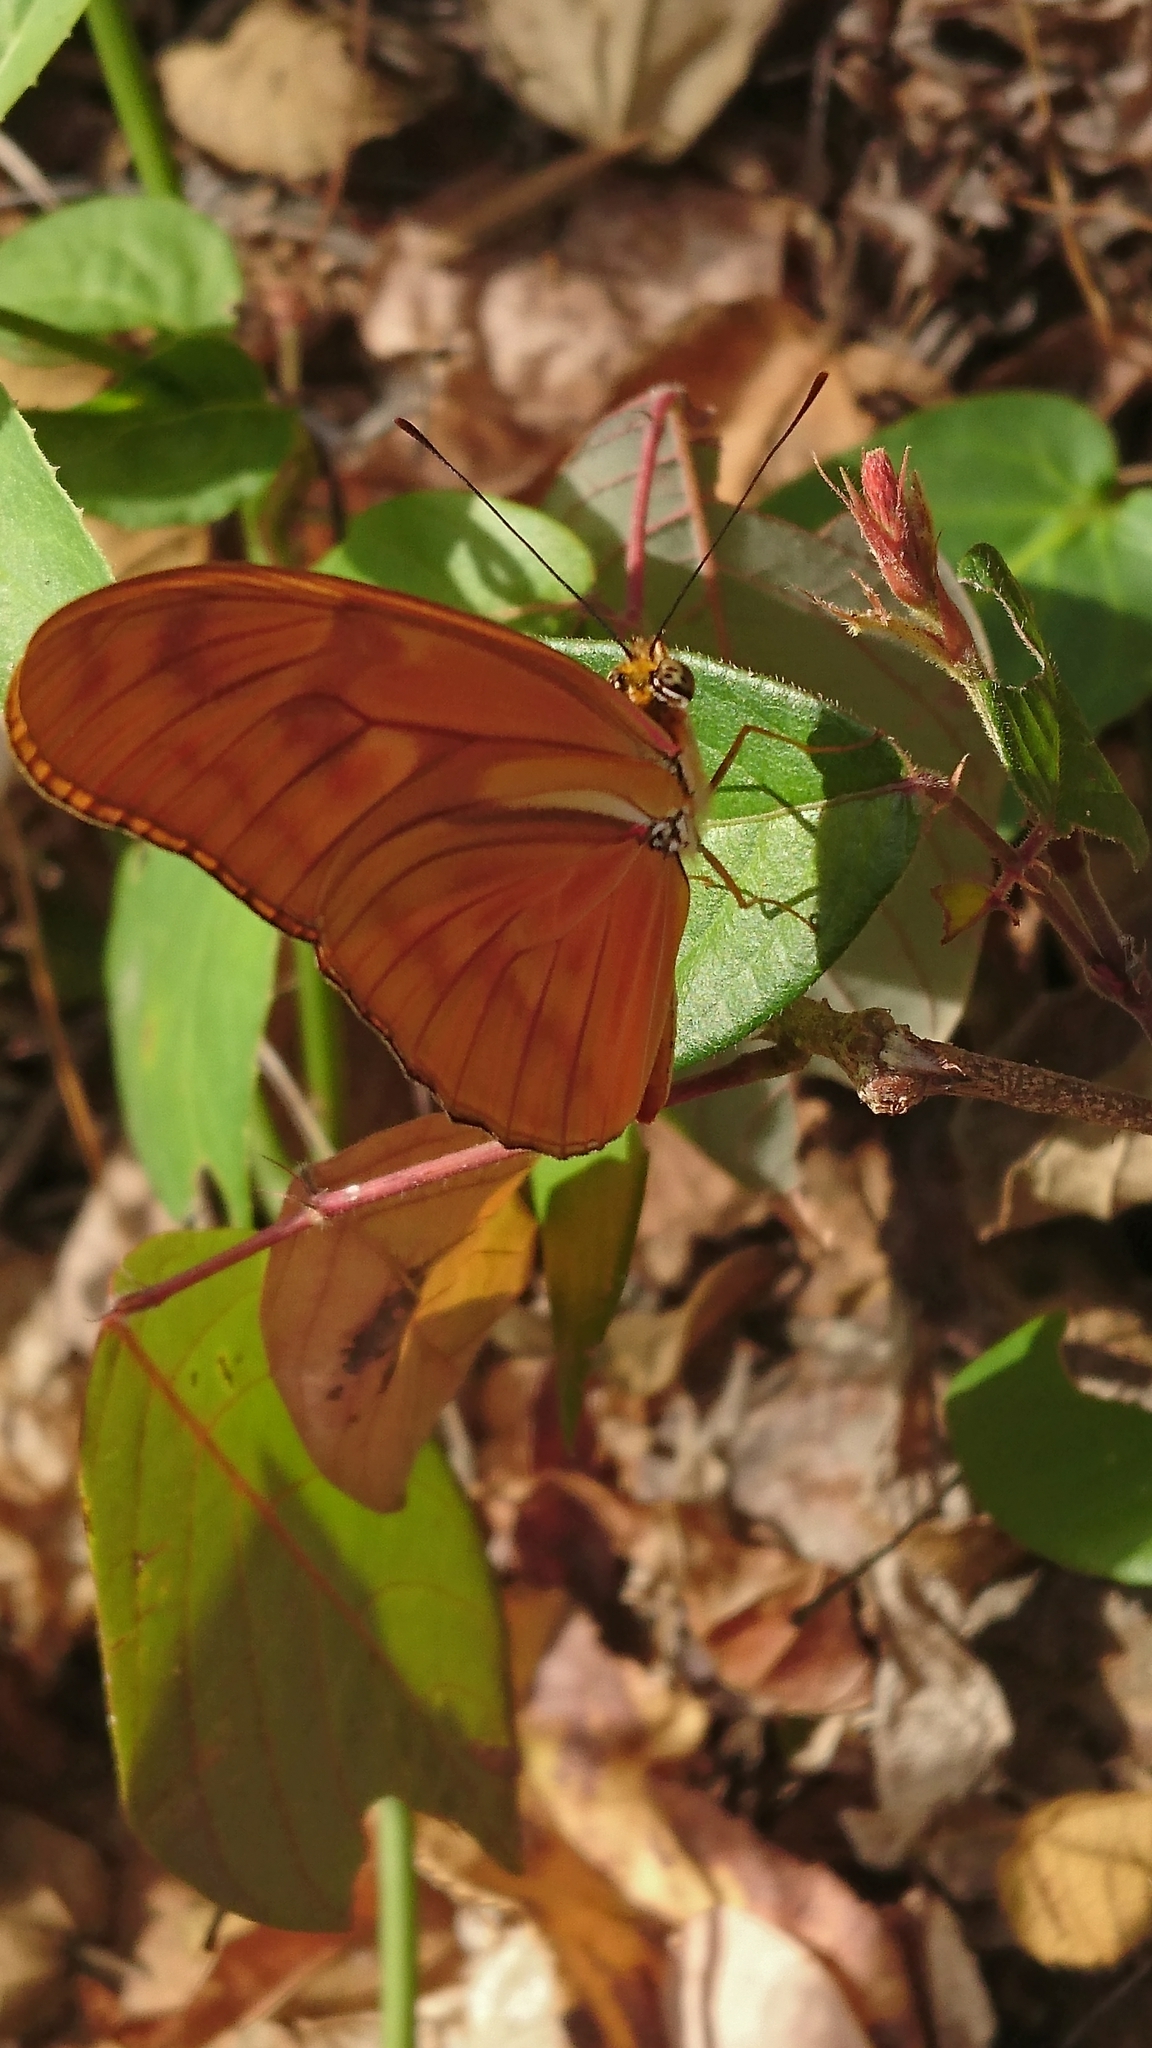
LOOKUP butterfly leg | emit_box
[708,721,883,795]
[695,842,818,934]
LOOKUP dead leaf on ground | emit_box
[998,1788,1152,1969]
[84,516,210,580]
[471,0,790,162]
[600,1241,783,1399]
[634,1119,775,1292]
[416,1815,669,2048]
[667,1906,872,2048]
[898,1888,996,2048]
[655,1784,923,2047]
[261,1117,534,1513]
[159,0,454,182]
[0,1806,108,2036]
[842,1555,1015,1871]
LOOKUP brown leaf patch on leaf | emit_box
[261,1117,534,1512]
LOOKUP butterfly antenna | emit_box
[653,372,829,641]
[394,418,631,652]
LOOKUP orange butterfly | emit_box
[6,569,707,1155]
[5,387,826,1158]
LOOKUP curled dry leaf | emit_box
[998,1788,1152,1970]
[159,0,453,182]
[471,0,789,162]
[667,1907,872,2048]
[842,1555,1014,1871]
[261,1117,534,1513]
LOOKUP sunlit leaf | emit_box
[1000,1790,1152,1969]
[105,844,278,1224]
[0,0,88,122]
[0,384,109,694]
[0,195,241,351]
[531,1125,647,1434]
[86,1229,517,1928]
[317,490,595,629]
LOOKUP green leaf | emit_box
[105,846,279,1225]
[0,196,241,354]
[26,333,295,527]
[0,383,109,694]
[85,1230,516,1929]
[316,490,595,628]
[547,399,1004,1042]
[768,392,1152,733]
[552,642,919,1067]
[946,1312,1152,1584]
[0,0,88,122]
[959,543,1148,864]
[530,1125,648,1436]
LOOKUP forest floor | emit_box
[5,2,1152,2045]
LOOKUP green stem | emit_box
[85,0,181,198]
[292,941,344,1147]
[376,1797,417,2048]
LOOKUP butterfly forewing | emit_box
[8,565,690,1154]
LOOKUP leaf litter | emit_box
[10,0,1152,2042]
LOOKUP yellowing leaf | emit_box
[932,878,997,944]
[261,1117,535,1513]
[999,1789,1152,1969]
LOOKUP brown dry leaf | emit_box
[159,0,451,182]
[0,1807,108,2036]
[667,1907,872,2048]
[85,515,210,580]
[262,1117,534,1513]
[899,1889,996,2048]
[635,1119,774,1291]
[110,1926,357,2048]
[472,0,789,162]
[0,355,108,409]
[525,1609,707,1761]
[998,1788,1152,1969]
[601,1242,782,1399]
[523,1730,715,1924]
[655,1784,922,2047]
[416,1816,669,2048]
[842,1555,1014,1871]
[678,1510,873,1715]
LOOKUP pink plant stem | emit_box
[665,398,731,660]
[111,1139,526,1316]
[625,386,681,632]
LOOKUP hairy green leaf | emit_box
[553,641,919,1066]
[0,0,88,122]
[959,544,1148,864]
[0,384,109,693]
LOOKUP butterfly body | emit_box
[6,565,702,1156]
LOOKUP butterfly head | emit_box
[609,636,695,713]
